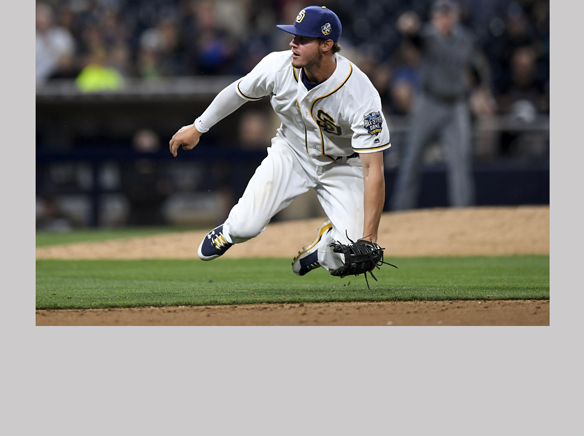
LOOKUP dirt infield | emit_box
[36,300,549,326]
[36,206,550,326]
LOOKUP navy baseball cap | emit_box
[277,6,342,41]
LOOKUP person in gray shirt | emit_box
[391,0,495,211]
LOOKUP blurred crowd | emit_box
[36,0,550,228]
[37,0,549,116]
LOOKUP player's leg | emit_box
[293,160,365,274]
[224,141,314,242]
[318,162,366,272]
[199,140,312,260]
[441,101,474,207]
[291,219,333,275]
[391,95,443,211]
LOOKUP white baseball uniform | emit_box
[194,50,391,270]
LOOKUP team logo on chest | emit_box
[363,111,383,135]
[316,110,342,136]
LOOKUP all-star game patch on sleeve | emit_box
[363,111,383,135]
[350,97,391,153]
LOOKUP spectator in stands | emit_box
[495,45,549,157]
[520,0,549,91]
[138,15,186,77]
[76,47,125,92]
[35,0,548,99]
[36,2,76,83]
[269,0,322,53]
[388,40,420,115]
[212,0,252,40]
[491,2,543,91]
[497,46,548,116]
[107,43,133,78]
[369,62,393,109]
[46,51,81,80]
[121,129,172,226]
[136,45,163,79]
[183,0,240,75]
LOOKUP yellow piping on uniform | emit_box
[353,141,391,152]
[309,62,353,161]
[296,98,309,155]
[293,222,333,261]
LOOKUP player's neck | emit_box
[303,54,337,84]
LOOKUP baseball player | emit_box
[169,5,391,277]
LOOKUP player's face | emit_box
[289,35,323,69]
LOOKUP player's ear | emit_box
[319,39,334,54]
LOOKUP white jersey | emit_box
[234,51,391,166]
[191,50,392,271]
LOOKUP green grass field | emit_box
[36,229,549,310]
[35,227,194,247]
[36,256,549,310]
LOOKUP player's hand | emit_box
[169,123,202,157]
[397,11,420,34]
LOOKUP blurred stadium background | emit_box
[35,0,549,231]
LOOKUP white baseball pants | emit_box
[223,138,364,271]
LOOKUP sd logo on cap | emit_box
[277,6,342,41]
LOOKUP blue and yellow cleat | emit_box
[292,220,332,276]
[198,224,233,261]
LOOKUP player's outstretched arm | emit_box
[360,151,385,243]
[169,123,203,157]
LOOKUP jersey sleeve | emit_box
[195,52,286,132]
[235,52,280,100]
[195,80,247,132]
[350,96,391,153]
